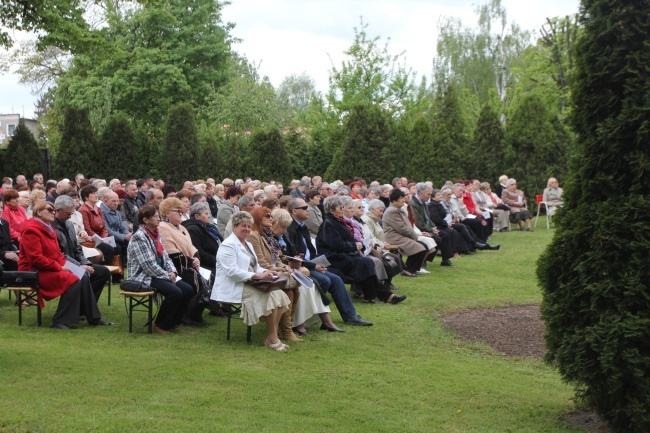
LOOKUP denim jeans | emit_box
[310,270,357,321]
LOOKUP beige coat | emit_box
[361,212,385,248]
[382,205,425,256]
[501,188,528,214]
[304,202,323,239]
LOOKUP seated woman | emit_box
[542,177,563,216]
[356,199,403,291]
[316,196,405,304]
[304,189,323,239]
[174,190,192,221]
[78,185,121,269]
[271,208,343,335]
[382,189,429,274]
[248,206,302,342]
[210,211,291,351]
[182,202,222,274]
[3,190,28,246]
[501,178,533,231]
[158,198,206,325]
[28,189,47,219]
[127,205,194,334]
[216,186,242,235]
[479,182,509,232]
[18,201,110,329]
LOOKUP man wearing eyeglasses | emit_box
[285,198,372,326]
[52,196,110,302]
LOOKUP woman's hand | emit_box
[191,257,200,269]
[252,270,274,280]
[283,264,293,273]
[168,272,177,283]
[355,242,363,251]
[61,266,73,273]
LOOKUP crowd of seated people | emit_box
[0,171,555,349]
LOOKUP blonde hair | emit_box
[271,208,292,228]
[159,197,184,218]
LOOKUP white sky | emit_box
[0,0,579,119]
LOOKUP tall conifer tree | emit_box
[537,1,650,431]
[161,102,199,186]
[3,120,42,177]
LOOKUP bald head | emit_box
[103,191,120,211]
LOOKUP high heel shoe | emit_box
[320,324,345,333]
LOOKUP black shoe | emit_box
[50,323,74,330]
[476,243,488,250]
[293,327,310,336]
[344,315,373,326]
[320,324,345,333]
[363,298,380,304]
[440,259,454,267]
[388,294,407,304]
[488,244,501,250]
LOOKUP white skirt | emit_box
[241,284,290,326]
[292,282,330,327]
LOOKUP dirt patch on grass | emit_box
[442,304,610,432]
[442,303,546,359]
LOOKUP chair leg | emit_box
[147,295,153,334]
[107,280,112,306]
[128,296,134,333]
[535,206,541,228]
[246,325,252,343]
[227,313,232,340]
[17,291,23,325]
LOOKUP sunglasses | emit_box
[263,213,272,218]
[295,206,308,210]
[44,207,55,213]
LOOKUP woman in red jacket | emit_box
[19,201,110,329]
[78,184,119,267]
[3,189,28,245]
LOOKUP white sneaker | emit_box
[418,268,430,274]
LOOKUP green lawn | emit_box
[0,223,583,432]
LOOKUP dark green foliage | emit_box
[54,106,95,178]
[504,94,570,201]
[3,120,42,177]
[285,129,311,180]
[431,85,469,184]
[161,102,199,186]
[470,104,505,184]
[96,113,145,180]
[326,104,391,182]
[245,129,291,184]
[537,1,650,431]
[406,116,434,180]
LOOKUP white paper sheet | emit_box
[65,260,85,281]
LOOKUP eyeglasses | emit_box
[263,213,272,218]
[44,207,55,213]
[295,206,308,210]
[171,209,183,214]
[64,211,74,216]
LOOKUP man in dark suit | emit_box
[52,195,110,301]
[285,197,372,326]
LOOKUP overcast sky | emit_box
[0,0,579,118]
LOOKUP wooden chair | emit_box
[3,271,42,326]
[120,290,155,333]
[105,265,123,306]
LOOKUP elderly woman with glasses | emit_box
[18,201,110,329]
[316,196,406,304]
[158,197,206,325]
[211,211,291,351]
[3,189,28,245]
[127,205,194,334]
[501,178,533,231]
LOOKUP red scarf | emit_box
[142,226,164,258]
[338,216,355,238]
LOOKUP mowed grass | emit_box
[0,222,583,433]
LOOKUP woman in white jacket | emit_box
[211,211,291,351]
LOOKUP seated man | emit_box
[285,197,372,326]
[53,196,111,301]
[100,190,131,273]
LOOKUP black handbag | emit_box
[120,280,153,293]
[3,271,39,288]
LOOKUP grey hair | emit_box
[505,178,517,188]
[441,187,453,196]
[339,195,353,207]
[97,186,110,201]
[479,182,491,191]
[367,187,381,196]
[380,184,393,193]
[145,188,160,201]
[54,195,75,209]
[368,199,385,211]
[189,202,210,218]
[271,208,292,228]
[323,195,343,214]
[416,182,430,195]
[263,185,277,195]
[231,211,254,227]
[336,185,351,196]
[238,195,255,208]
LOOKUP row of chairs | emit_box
[1,271,249,340]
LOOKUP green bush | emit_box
[537,1,650,431]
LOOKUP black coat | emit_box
[285,219,317,271]
[427,200,451,230]
[52,218,92,266]
[0,218,13,259]
[181,219,221,273]
[315,214,375,283]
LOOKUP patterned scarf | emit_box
[262,226,281,263]
[142,225,164,258]
[337,216,355,238]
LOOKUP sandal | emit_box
[266,341,290,351]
